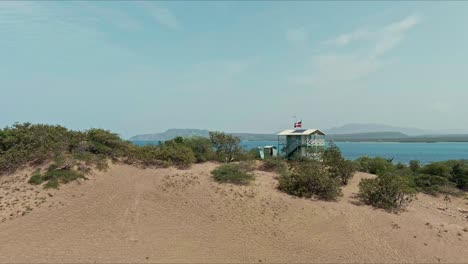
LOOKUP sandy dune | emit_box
[1,162,468,263]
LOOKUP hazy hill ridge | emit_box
[325,123,430,136]
[130,129,278,142]
[130,126,468,143]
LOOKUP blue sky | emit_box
[1,1,468,138]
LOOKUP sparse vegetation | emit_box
[354,156,394,175]
[354,155,468,199]
[27,164,86,189]
[323,142,355,185]
[182,136,215,163]
[211,162,255,185]
[409,160,420,172]
[259,157,289,175]
[209,131,242,162]
[154,139,196,169]
[275,142,354,201]
[27,170,44,185]
[278,161,342,201]
[0,123,225,180]
[358,173,416,211]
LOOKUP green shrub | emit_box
[236,148,260,161]
[236,160,256,172]
[155,141,196,169]
[260,157,289,175]
[28,170,44,185]
[354,156,372,172]
[396,162,406,170]
[358,174,416,211]
[0,123,76,173]
[354,156,394,175]
[323,142,355,185]
[411,173,462,195]
[278,161,342,201]
[85,129,130,157]
[421,162,452,177]
[209,131,241,162]
[182,136,215,163]
[409,160,420,172]
[27,166,86,189]
[211,163,255,185]
[71,152,108,170]
[126,145,159,166]
[369,157,395,175]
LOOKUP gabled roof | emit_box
[277,129,326,136]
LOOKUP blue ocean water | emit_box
[131,140,468,164]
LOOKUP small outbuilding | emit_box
[258,145,278,160]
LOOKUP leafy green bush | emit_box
[154,141,196,169]
[236,148,260,161]
[354,156,394,175]
[0,123,76,173]
[409,160,420,172]
[211,163,255,185]
[182,136,215,163]
[27,166,86,189]
[236,160,256,172]
[42,169,86,189]
[85,129,131,157]
[451,162,468,190]
[260,157,289,175]
[358,174,416,211]
[396,162,406,170]
[323,143,355,185]
[28,170,44,185]
[209,131,241,162]
[72,152,108,170]
[421,162,452,178]
[278,161,342,201]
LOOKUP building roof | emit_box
[277,129,326,136]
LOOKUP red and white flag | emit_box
[294,121,302,128]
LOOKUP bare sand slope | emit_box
[1,162,468,263]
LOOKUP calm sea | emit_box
[131,140,468,164]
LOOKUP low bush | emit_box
[354,156,395,175]
[28,170,44,185]
[42,169,86,189]
[358,174,416,211]
[182,136,215,163]
[154,141,196,169]
[27,166,86,189]
[452,162,468,190]
[211,163,255,185]
[421,162,452,178]
[323,142,355,185]
[236,148,260,161]
[278,161,342,201]
[260,157,289,175]
[236,160,256,172]
[409,160,420,172]
[209,131,242,162]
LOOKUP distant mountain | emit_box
[328,132,408,142]
[130,129,210,141]
[326,123,430,136]
[129,129,277,142]
[130,128,468,143]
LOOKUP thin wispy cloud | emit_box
[78,2,143,32]
[326,29,371,46]
[371,14,421,57]
[285,27,308,47]
[140,2,180,30]
[294,14,422,86]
